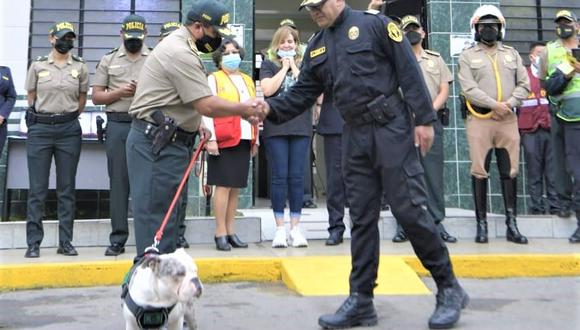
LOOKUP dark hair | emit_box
[529,41,546,52]
[212,38,245,69]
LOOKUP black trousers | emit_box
[550,112,573,211]
[323,134,346,235]
[126,126,190,255]
[561,121,580,213]
[521,129,558,213]
[26,120,82,246]
[421,120,445,223]
[106,121,131,246]
[342,115,455,295]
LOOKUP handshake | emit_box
[241,98,270,125]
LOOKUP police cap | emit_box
[299,0,327,11]
[401,15,421,30]
[122,14,147,40]
[49,22,76,39]
[160,21,181,38]
[186,0,234,37]
[554,10,577,23]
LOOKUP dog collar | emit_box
[124,289,176,329]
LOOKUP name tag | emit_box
[38,71,50,78]
[310,47,326,58]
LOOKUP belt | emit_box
[29,110,79,125]
[349,111,375,126]
[131,118,196,146]
[106,111,133,122]
[346,93,402,126]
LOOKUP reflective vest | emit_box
[546,40,580,122]
[518,66,550,133]
[211,70,257,148]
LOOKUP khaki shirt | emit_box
[458,42,530,109]
[129,26,212,132]
[92,44,150,112]
[25,52,89,113]
[417,49,453,107]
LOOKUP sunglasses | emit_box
[305,0,328,12]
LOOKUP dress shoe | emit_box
[25,244,40,258]
[325,232,343,246]
[57,241,78,256]
[557,209,572,218]
[177,236,190,248]
[214,236,231,251]
[302,200,318,209]
[392,224,408,243]
[227,234,248,248]
[428,283,469,329]
[318,293,378,329]
[437,223,457,243]
[104,243,125,256]
[381,203,390,211]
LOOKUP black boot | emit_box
[318,293,378,329]
[437,222,457,243]
[392,223,408,243]
[472,176,488,243]
[570,213,580,244]
[501,178,528,244]
[428,282,469,329]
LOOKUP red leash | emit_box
[152,137,208,248]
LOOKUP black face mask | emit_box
[479,25,499,45]
[195,34,222,54]
[406,31,422,45]
[54,38,74,54]
[124,39,143,54]
[556,23,575,39]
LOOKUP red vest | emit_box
[517,66,551,133]
[211,70,257,148]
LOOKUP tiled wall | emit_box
[426,0,531,215]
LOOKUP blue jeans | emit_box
[265,135,311,218]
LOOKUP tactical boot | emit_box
[501,178,528,244]
[392,223,408,243]
[570,213,580,244]
[318,293,378,329]
[428,283,469,329]
[437,222,457,243]
[472,176,488,243]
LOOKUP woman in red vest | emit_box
[203,39,258,251]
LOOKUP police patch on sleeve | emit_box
[387,22,403,43]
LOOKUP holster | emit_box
[348,94,400,126]
[459,94,468,120]
[96,115,106,143]
[438,106,450,126]
[25,106,37,127]
[150,110,177,155]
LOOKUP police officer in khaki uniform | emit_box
[398,15,456,243]
[458,5,530,244]
[24,22,89,258]
[92,15,151,256]
[159,21,181,41]
[128,0,265,256]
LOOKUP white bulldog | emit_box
[122,248,202,330]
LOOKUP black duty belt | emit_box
[106,111,133,122]
[346,93,402,126]
[28,110,79,125]
[131,118,196,146]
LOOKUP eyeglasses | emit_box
[305,0,328,12]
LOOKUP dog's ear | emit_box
[142,255,160,272]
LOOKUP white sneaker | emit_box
[272,227,288,248]
[290,227,308,248]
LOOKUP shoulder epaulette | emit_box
[106,47,119,55]
[365,9,380,15]
[35,56,48,62]
[425,49,441,57]
[72,55,85,63]
[502,44,514,50]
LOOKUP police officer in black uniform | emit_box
[262,1,467,329]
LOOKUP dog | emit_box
[122,248,203,330]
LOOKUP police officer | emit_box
[538,10,580,243]
[458,5,530,245]
[127,0,264,256]
[0,65,16,152]
[92,15,150,256]
[159,21,181,41]
[400,15,456,243]
[262,1,467,328]
[24,22,89,258]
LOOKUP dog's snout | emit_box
[191,277,203,297]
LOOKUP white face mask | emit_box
[530,55,541,78]
[277,49,296,58]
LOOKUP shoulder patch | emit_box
[425,49,440,57]
[72,55,85,63]
[387,22,403,43]
[106,47,119,55]
[35,56,48,62]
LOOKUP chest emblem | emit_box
[348,26,359,40]
[38,70,50,78]
[427,60,435,68]
[387,22,402,43]
[71,69,79,79]
[504,54,513,63]
[310,47,326,58]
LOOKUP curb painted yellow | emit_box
[1,254,579,292]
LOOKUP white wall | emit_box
[0,0,31,95]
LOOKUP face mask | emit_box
[277,49,296,58]
[556,23,575,39]
[196,34,222,54]
[406,31,422,45]
[124,39,143,54]
[479,25,499,45]
[54,38,74,54]
[222,53,241,70]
